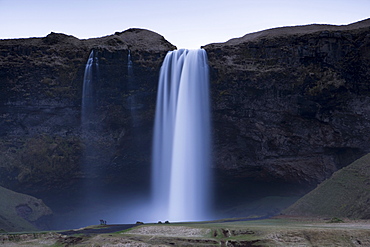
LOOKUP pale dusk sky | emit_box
[0,0,369,48]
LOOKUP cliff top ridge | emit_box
[206,18,370,47]
[0,28,176,52]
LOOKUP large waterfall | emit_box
[152,49,211,222]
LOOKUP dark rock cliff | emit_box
[0,29,176,195]
[1,19,370,220]
[203,18,370,205]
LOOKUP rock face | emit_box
[203,18,370,203]
[1,20,370,222]
[0,185,52,232]
[0,29,175,196]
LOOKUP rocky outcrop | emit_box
[203,18,370,201]
[0,185,52,232]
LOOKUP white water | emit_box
[128,49,133,76]
[81,50,98,126]
[152,49,211,222]
[81,50,99,180]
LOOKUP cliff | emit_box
[1,19,370,222]
[203,18,370,203]
[0,29,175,195]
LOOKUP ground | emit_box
[1,216,370,246]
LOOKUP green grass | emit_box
[327,217,344,223]
[0,186,39,232]
[284,153,370,219]
[0,185,52,232]
[50,243,65,247]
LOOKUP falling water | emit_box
[81,50,99,180]
[81,50,98,127]
[152,49,211,222]
[128,50,133,78]
[126,50,138,126]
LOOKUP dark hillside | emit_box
[284,153,370,218]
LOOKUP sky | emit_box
[0,0,369,49]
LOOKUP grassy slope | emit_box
[283,153,370,219]
[0,186,51,232]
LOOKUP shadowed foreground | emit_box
[1,217,370,246]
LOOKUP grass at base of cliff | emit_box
[283,153,370,219]
[0,186,38,232]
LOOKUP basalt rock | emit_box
[0,29,175,195]
[203,18,370,202]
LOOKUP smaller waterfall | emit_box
[127,50,135,107]
[81,50,98,127]
[127,50,141,128]
[81,50,99,179]
[128,50,133,78]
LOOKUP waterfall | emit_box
[81,50,99,179]
[126,50,138,126]
[128,49,133,78]
[81,50,98,127]
[152,49,211,222]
